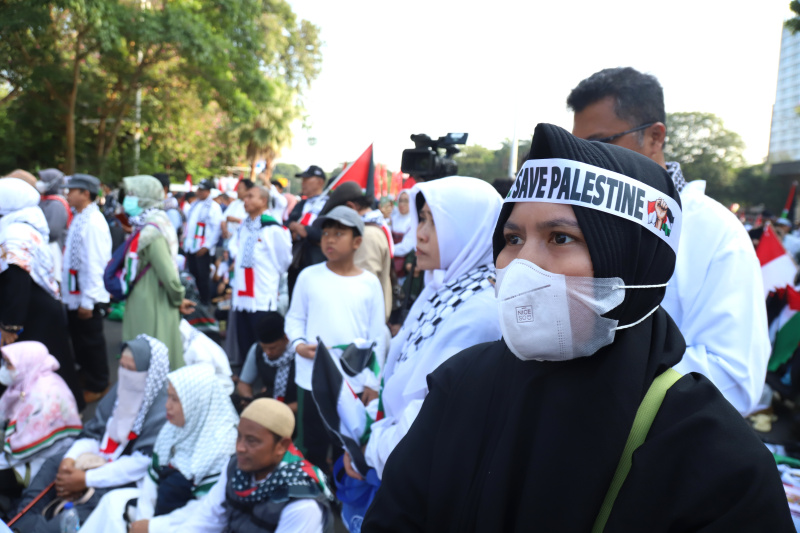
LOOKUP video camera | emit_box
[400,133,468,181]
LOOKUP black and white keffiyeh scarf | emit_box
[262,347,293,400]
[666,161,686,193]
[131,334,170,435]
[129,207,160,232]
[65,202,99,275]
[239,216,262,269]
[397,264,494,364]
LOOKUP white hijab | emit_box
[0,178,59,298]
[383,176,502,385]
[408,176,502,292]
[390,191,413,235]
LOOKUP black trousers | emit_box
[186,251,212,305]
[235,310,269,365]
[67,304,109,393]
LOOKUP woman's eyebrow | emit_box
[503,221,523,232]
[537,218,582,231]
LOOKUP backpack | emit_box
[103,225,154,301]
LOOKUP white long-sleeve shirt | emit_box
[229,216,292,312]
[285,263,386,391]
[147,463,323,533]
[183,198,224,255]
[61,205,111,310]
[63,437,150,489]
[664,180,771,415]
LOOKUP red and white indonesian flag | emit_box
[757,224,797,299]
[311,339,376,477]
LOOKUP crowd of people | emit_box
[0,66,798,532]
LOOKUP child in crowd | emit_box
[235,312,296,413]
[285,206,386,476]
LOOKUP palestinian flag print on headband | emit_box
[311,339,371,477]
[507,158,682,254]
[647,200,674,236]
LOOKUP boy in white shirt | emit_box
[183,180,224,305]
[285,206,386,476]
[229,185,292,365]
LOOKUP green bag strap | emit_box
[591,368,683,533]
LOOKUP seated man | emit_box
[235,313,297,413]
[138,399,333,533]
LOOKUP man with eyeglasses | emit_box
[567,67,770,417]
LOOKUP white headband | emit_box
[506,158,681,254]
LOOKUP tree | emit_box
[0,0,322,176]
[664,112,745,203]
[237,82,299,183]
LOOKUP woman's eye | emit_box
[553,233,575,245]
[505,234,523,245]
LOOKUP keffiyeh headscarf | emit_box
[65,202,99,279]
[100,334,169,459]
[262,348,294,400]
[153,363,238,485]
[665,161,686,193]
[0,178,59,298]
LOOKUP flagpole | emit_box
[508,117,518,179]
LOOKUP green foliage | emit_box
[453,138,531,182]
[664,112,745,204]
[786,0,800,34]
[273,162,301,194]
[0,0,321,179]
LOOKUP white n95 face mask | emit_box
[495,259,664,362]
[0,365,17,386]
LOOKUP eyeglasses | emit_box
[591,122,655,144]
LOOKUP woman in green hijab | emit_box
[121,176,194,369]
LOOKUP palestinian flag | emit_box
[647,201,674,236]
[326,144,375,199]
[757,224,797,299]
[311,339,372,477]
[768,286,800,372]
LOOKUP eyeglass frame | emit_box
[590,122,656,144]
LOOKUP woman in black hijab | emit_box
[363,124,793,532]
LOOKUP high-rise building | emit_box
[770,26,800,164]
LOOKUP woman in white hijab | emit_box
[350,176,503,480]
[80,363,238,533]
[0,178,82,409]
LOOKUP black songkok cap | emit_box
[493,123,681,325]
[257,311,286,344]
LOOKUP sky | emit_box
[276,0,793,174]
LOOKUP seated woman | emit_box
[81,362,239,533]
[364,124,795,532]
[13,335,169,533]
[0,342,81,510]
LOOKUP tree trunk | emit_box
[65,33,83,175]
[249,152,258,182]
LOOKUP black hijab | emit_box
[492,123,681,324]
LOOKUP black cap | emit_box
[197,179,215,191]
[296,165,326,182]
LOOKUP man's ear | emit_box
[346,201,357,210]
[276,436,292,456]
[645,122,667,159]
